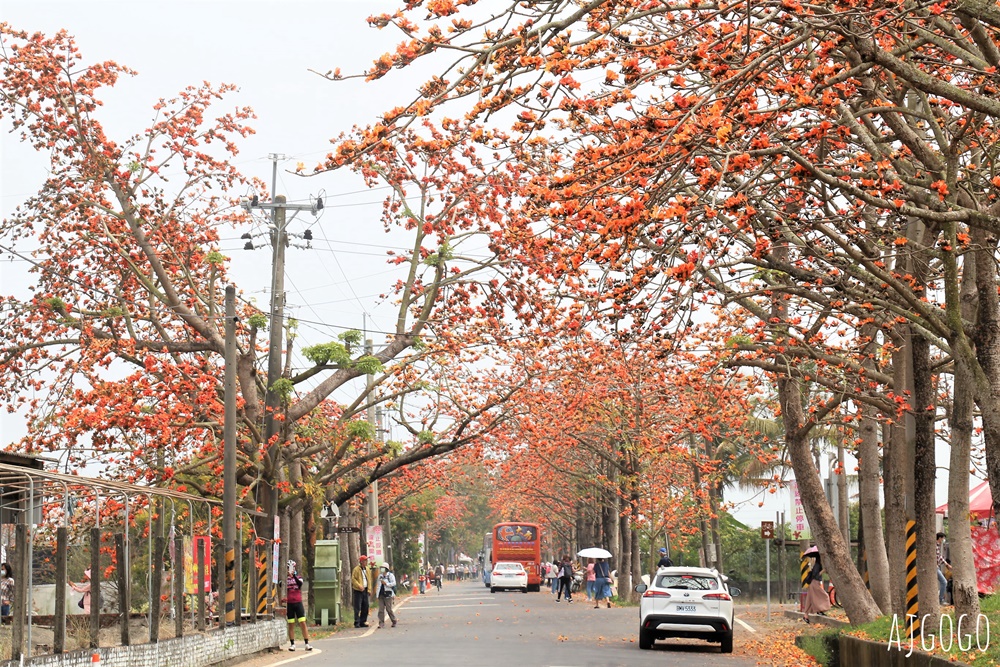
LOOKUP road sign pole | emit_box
[766,538,771,622]
[760,521,774,622]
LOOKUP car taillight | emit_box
[642,590,671,598]
[703,592,732,601]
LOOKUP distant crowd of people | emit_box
[542,555,614,607]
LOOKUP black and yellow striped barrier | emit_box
[225,547,236,624]
[257,565,268,615]
[905,520,920,639]
[801,552,810,588]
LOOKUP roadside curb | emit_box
[327,594,413,641]
[784,609,849,628]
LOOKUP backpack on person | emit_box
[561,562,573,578]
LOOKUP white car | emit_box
[490,561,528,593]
[635,567,740,653]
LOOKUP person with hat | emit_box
[375,563,398,628]
[656,547,673,569]
[802,550,831,623]
[283,560,312,651]
[69,568,93,613]
[351,555,372,628]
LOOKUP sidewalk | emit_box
[732,602,824,666]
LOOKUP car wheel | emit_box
[639,626,655,650]
[522,587,528,593]
[490,587,496,593]
[720,630,734,654]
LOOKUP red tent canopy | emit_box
[936,480,993,519]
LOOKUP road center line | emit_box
[405,603,501,610]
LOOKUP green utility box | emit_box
[313,540,341,625]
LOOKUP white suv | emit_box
[635,567,740,653]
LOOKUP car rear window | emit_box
[496,563,523,571]
[656,575,719,590]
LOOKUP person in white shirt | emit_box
[375,563,398,628]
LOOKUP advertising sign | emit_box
[185,535,212,594]
[494,524,538,561]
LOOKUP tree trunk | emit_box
[691,436,711,568]
[884,332,914,615]
[912,331,941,629]
[779,376,881,624]
[289,460,304,567]
[602,482,619,557]
[630,503,641,601]
[837,441,849,546]
[949,342,981,623]
[858,403,891,612]
[972,231,1000,522]
[341,503,357,611]
[303,507,316,620]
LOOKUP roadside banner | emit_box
[367,526,385,563]
[185,535,212,593]
[789,481,811,539]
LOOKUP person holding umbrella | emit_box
[578,548,614,608]
[593,557,613,608]
[802,546,831,623]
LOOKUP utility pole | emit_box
[376,405,388,567]
[242,164,324,552]
[223,286,238,623]
[366,339,379,526]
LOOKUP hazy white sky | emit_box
[1,1,435,441]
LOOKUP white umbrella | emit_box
[577,547,613,559]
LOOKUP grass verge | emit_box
[839,594,1000,666]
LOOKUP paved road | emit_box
[262,580,760,667]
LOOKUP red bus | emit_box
[492,522,542,592]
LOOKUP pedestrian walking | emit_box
[556,556,573,603]
[936,532,950,605]
[283,560,312,651]
[802,551,831,623]
[593,557,612,608]
[351,555,371,628]
[375,563,398,628]
[585,558,596,601]
[0,562,13,619]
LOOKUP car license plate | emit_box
[675,604,697,613]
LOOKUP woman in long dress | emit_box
[802,554,831,623]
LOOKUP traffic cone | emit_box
[412,581,419,596]
[91,653,101,667]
